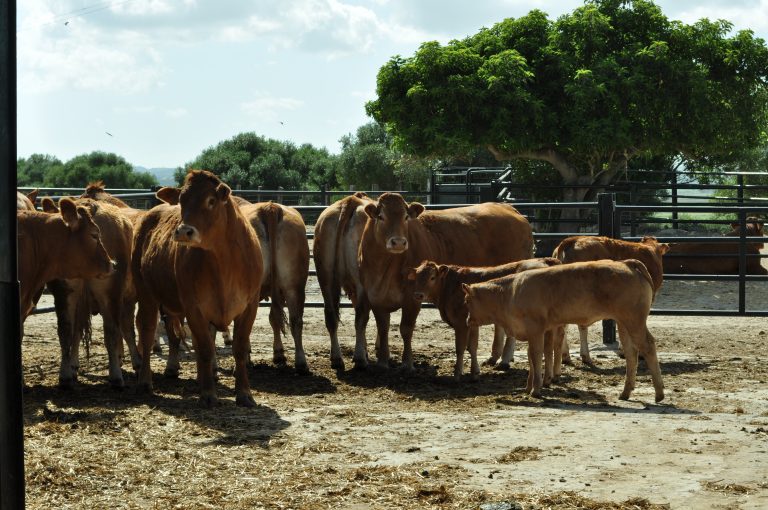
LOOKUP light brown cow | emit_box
[407,258,563,380]
[81,180,146,225]
[552,235,669,365]
[464,259,664,402]
[41,197,135,389]
[132,170,264,407]
[662,219,767,275]
[313,192,374,370]
[356,193,534,370]
[18,198,115,322]
[17,190,38,211]
[156,194,311,375]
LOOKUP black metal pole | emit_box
[597,193,617,344]
[0,0,25,507]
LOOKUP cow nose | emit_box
[413,292,425,302]
[109,259,118,272]
[174,224,200,243]
[387,237,408,252]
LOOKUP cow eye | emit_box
[91,232,99,240]
[206,197,216,209]
[377,214,384,221]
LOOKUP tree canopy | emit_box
[17,151,157,189]
[366,0,768,204]
[179,132,339,190]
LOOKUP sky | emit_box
[17,0,768,170]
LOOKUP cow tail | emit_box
[75,287,93,360]
[626,259,654,291]
[258,202,288,335]
[331,196,361,320]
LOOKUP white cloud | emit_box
[165,107,189,118]
[673,1,768,35]
[241,93,304,121]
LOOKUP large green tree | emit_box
[17,151,156,188]
[179,132,339,190]
[366,0,768,218]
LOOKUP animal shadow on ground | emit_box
[23,373,291,447]
[574,360,711,377]
[247,362,338,396]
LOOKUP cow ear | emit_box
[659,243,670,255]
[461,283,472,296]
[364,203,380,220]
[41,197,58,213]
[406,268,417,281]
[156,187,181,205]
[26,189,38,205]
[438,265,449,277]
[59,197,79,228]
[407,202,425,219]
[753,221,764,234]
[731,222,739,229]
[216,182,231,202]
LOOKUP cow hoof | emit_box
[619,390,631,400]
[163,367,180,379]
[529,390,542,399]
[495,362,511,372]
[295,364,311,376]
[135,382,153,395]
[199,394,220,408]
[482,357,498,367]
[581,357,595,367]
[562,356,574,366]
[109,378,125,390]
[58,377,75,390]
[273,352,287,366]
[655,391,665,403]
[353,358,368,371]
[235,393,256,408]
[152,344,162,354]
[331,358,345,371]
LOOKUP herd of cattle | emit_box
[15,170,767,407]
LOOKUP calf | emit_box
[132,170,264,407]
[464,259,664,402]
[17,189,38,211]
[407,258,563,381]
[18,198,115,321]
[553,235,669,365]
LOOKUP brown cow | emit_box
[313,192,375,370]
[552,235,669,365]
[156,194,311,375]
[41,197,135,389]
[356,193,534,370]
[406,258,562,380]
[662,219,767,275]
[131,170,263,407]
[17,189,38,211]
[18,198,115,322]
[81,180,145,224]
[464,259,664,402]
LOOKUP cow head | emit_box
[406,260,448,303]
[728,217,765,249]
[640,236,670,259]
[462,283,486,328]
[58,197,116,278]
[164,170,232,247]
[363,193,425,254]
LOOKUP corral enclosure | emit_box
[21,206,768,508]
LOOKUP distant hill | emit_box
[133,166,177,186]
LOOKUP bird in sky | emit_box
[64,21,69,26]
[105,131,113,137]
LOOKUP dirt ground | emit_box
[20,274,768,510]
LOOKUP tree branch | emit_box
[487,144,578,181]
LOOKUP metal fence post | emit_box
[598,193,617,344]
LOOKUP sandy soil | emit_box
[20,275,768,510]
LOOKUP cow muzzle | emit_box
[174,224,201,244]
[386,237,408,253]
[97,259,118,279]
[413,291,425,303]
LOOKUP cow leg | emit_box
[322,281,345,371]
[232,303,259,408]
[269,302,288,367]
[636,326,665,403]
[120,299,141,372]
[50,280,78,389]
[561,326,573,365]
[617,323,639,401]
[135,297,160,394]
[453,323,470,380]
[286,288,308,374]
[208,324,220,381]
[468,325,480,380]
[578,325,594,366]
[353,298,372,370]
[526,333,545,398]
[498,333,516,371]
[543,330,554,388]
[552,326,565,381]
[372,308,391,368]
[185,311,219,407]
[92,289,126,389]
[484,325,505,366]
[163,316,183,379]
[399,302,421,371]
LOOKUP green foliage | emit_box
[366,0,768,194]
[179,132,339,190]
[17,151,157,188]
